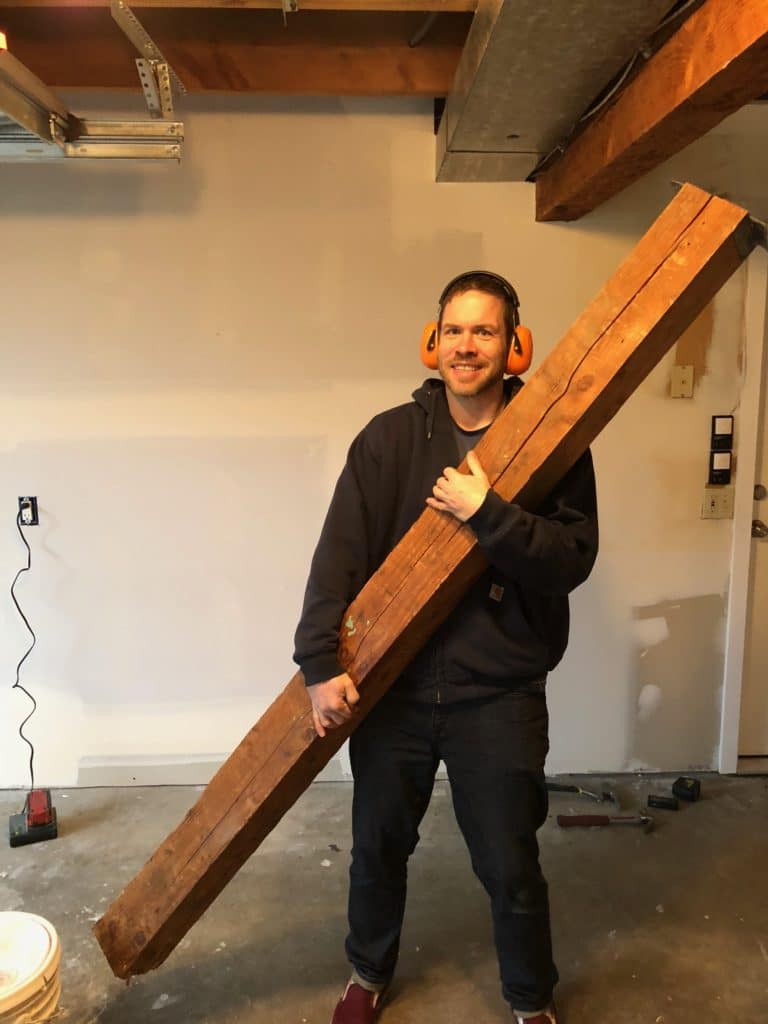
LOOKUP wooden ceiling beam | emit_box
[1,0,476,9]
[0,8,470,93]
[535,0,768,222]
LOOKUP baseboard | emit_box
[737,756,768,775]
[76,753,347,786]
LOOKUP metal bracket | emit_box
[281,0,298,25]
[748,216,767,252]
[136,58,174,119]
[0,117,183,161]
[111,0,186,111]
[732,215,767,259]
[0,49,70,145]
[0,41,183,161]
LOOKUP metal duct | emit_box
[437,0,675,181]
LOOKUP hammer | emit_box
[556,814,653,833]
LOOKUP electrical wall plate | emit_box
[701,486,734,519]
[670,364,694,398]
[18,496,39,525]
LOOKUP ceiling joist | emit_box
[0,0,476,9]
[0,8,471,93]
[534,0,768,222]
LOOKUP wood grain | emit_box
[0,8,470,93]
[0,0,475,8]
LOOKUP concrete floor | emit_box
[1,774,767,1024]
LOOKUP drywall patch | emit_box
[675,301,714,381]
[632,616,669,648]
[637,683,663,722]
[627,595,725,770]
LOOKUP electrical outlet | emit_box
[701,486,733,519]
[18,496,39,526]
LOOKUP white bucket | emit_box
[0,913,61,1024]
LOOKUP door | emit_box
[739,394,768,756]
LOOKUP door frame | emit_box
[720,246,768,773]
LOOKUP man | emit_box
[294,272,598,1024]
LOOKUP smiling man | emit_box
[294,272,598,1024]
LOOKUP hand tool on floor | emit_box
[8,789,58,848]
[556,813,653,833]
[672,776,701,802]
[546,781,617,805]
[648,794,679,810]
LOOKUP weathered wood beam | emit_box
[0,8,470,92]
[0,0,475,8]
[94,184,757,980]
[535,0,768,222]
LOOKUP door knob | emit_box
[755,484,767,501]
[753,519,768,539]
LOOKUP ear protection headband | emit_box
[420,270,533,376]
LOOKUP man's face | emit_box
[437,289,508,398]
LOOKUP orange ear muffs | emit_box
[507,325,533,375]
[420,321,533,375]
[420,321,439,370]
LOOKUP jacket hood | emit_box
[412,376,525,439]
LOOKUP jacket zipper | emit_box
[433,638,442,706]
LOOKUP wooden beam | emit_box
[94,184,757,980]
[0,0,475,8]
[535,0,768,222]
[0,8,470,93]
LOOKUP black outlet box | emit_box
[18,496,39,525]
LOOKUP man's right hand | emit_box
[308,673,361,738]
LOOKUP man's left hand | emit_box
[427,450,490,522]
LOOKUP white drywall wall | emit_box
[1,96,766,786]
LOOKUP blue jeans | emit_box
[346,688,558,1013]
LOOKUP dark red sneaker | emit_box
[331,981,387,1024]
[512,1005,558,1024]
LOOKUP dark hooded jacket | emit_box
[293,377,598,703]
